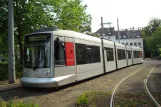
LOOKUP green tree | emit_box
[146,27,161,51]
[0,0,8,60]
[142,18,161,58]
[54,0,92,33]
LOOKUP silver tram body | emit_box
[20,29,143,88]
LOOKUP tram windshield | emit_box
[24,33,51,69]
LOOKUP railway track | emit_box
[144,65,161,107]
[110,62,161,107]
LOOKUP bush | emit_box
[0,97,39,107]
[76,93,89,107]
[0,62,23,80]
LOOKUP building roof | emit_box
[95,27,115,36]
[95,28,142,39]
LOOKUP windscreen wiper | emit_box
[33,66,38,70]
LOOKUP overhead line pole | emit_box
[117,18,120,43]
[101,17,106,73]
[101,17,104,39]
[8,0,16,83]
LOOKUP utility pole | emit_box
[101,17,104,39]
[8,0,16,83]
[133,26,135,37]
[101,17,106,73]
[117,18,120,43]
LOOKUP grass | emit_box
[0,97,39,107]
[76,91,111,107]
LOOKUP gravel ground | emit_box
[114,62,161,106]
[0,63,148,107]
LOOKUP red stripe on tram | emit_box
[65,42,75,66]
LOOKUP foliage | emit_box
[76,92,89,107]
[0,0,8,59]
[146,27,161,52]
[0,97,38,107]
[141,18,161,57]
[54,0,92,33]
[0,62,22,80]
[142,18,161,38]
[159,48,161,57]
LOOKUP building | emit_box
[95,27,144,58]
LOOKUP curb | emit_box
[0,84,22,92]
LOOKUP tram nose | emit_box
[23,68,52,78]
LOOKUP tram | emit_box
[20,28,143,88]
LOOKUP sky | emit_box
[82,0,161,32]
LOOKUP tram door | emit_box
[54,36,76,78]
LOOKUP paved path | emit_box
[0,79,21,92]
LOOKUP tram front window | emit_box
[24,33,51,69]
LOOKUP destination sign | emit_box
[29,36,47,42]
[25,33,51,45]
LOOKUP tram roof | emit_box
[54,30,101,43]
[28,29,142,50]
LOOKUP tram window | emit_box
[24,33,51,68]
[54,37,66,66]
[117,49,125,60]
[133,51,140,58]
[137,51,140,58]
[133,51,135,58]
[86,45,93,63]
[106,48,114,61]
[76,43,101,65]
[92,46,101,63]
[117,49,122,60]
[122,50,125,59]
[76,43,87,65]
[127,50,131,59]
